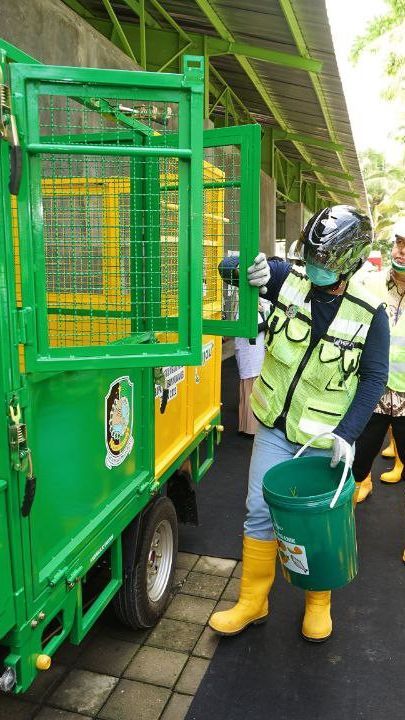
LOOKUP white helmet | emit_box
[287,239,304,262]
[392,218,405,242]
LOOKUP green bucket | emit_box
[262,438,357,591]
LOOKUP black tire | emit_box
[113,497,178,629]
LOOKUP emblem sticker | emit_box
[105,376,134,469]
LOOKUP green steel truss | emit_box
[60,0,360,211]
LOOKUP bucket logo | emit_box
[276,538,309,575]
[105,376,134,469]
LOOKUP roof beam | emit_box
[273,129,344,152]
[121,0,161,29]
[206,37,322,73]
[101,0,138,63]
[278,0,358,198]
[302,164,354,181]
[194,0,341,204]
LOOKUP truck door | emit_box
[6,57,205,602]
[10,57,204,371]
[202,124,261,338]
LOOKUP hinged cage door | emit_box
[201,124,261,338]
[10,60,203,371]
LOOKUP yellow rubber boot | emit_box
[354,474,373,504]
[301,591,332,642]
[209,536,278,636]
[380,447,403,484]
[381,428,395,458]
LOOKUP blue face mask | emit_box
[306,262,339,287]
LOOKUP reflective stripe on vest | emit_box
[250,270,381,448]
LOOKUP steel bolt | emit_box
[31,619,38,628]
[38,611,46,621]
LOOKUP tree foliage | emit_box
[360,148,405,260]
[351,1,405,106]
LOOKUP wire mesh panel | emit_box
[202,125,261,338]
[10,61,203,371]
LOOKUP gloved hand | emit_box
[247,253,270,295]
[330,435,354,468]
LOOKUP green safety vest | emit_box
[365,271,405,392]
[250,268,382,449]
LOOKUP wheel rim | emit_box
[147,519,174,603]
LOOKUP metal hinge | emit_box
[0,67,22,195]
[14,307,33,345]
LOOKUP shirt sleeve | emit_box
[334,305,390,445]
[218,256,291,305]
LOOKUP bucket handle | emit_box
[293,432,351,510]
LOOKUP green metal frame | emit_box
[202,124,261,338]
[10,58,204,371]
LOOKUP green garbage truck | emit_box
[0,39,260,693]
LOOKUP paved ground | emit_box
[0,553,241,720]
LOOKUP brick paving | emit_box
[0,554,240,720]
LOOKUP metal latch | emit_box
[154,368,169,414]
[9,401,37,516]
[0,67,22,195]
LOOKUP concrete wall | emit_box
[0,0,140,70]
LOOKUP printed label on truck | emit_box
[105,376,134,469]
[155,366,185,403]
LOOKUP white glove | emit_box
[330,435,354,468]
[247,253,270,295]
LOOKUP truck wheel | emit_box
[114,497,178,629]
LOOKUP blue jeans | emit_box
[244,425,331,540]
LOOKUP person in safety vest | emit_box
[353,219,405,502]
[286,238,305,266]
[209,205,389,642]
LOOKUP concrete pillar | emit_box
[260,173,276,257]
[1,0,140,70]
[285,202,304,254]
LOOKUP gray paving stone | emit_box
[76,634,139,676]
[193,556,237,577]
[24,664,66,703]
[192,626,220,659]
[99,617,150,645]
[181,572,228,600]
[160,692,193,720]
[176,552,198,571]
[53,642,84,666]
[173,568,189,585]
[213,599,234,613]
[36,709,91,720]
[232,561,242,578]
[146,618,203,653]
[164,594,216,625]
[175,657,210,695]
[98,679,171,720]
[0,697,38,720]
[124,646,188,688]
[222,577,240,601]
[48,669,117,716]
